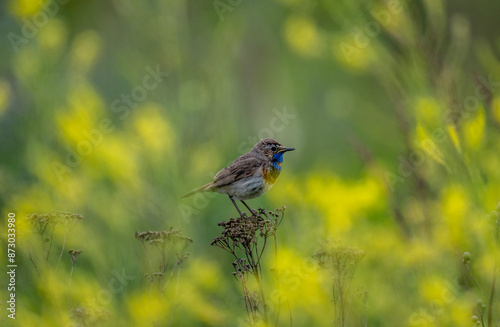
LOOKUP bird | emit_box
[181,138,295,217]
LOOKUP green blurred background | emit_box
[1,0,500,326]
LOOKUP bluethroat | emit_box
[181,138,295,217]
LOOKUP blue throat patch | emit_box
[272,152,284,170]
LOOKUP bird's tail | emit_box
[180,182,214,198]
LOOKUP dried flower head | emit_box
[313,240,366,278]
[145,272,165,283]
[313,240,366,327]
[211,207,284,257]
[71,306,110,326]
[211,207,286,326]
[26,211,83,235]
[68,249,83,265]
[135,227,193,296]
[135,228,193,247]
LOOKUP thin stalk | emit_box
[67,262,75,310]
[57,231,68,269]
[273,235,281,327]
[287,299,293,327]
[46,227,55,262]
[254,271,268,324]
[141,242,155,270]
[489,215,500,327]
[167,265,182,327]
[466,263,487,299]
[488,265,497,327]
[27,251,43,282]
[161,261,179,294]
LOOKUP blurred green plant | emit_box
[70,306,110,327]
[24,211,83,280]
[463,202,500,327]
[313,240,366,327]
[21,211,88,325]
[135,228,193,295]
[25,211,83,266]
[67,249,83,309]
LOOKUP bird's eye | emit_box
[271,146,277,151]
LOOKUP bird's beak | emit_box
[280,147,295,153]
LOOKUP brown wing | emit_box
[212,156,262,187]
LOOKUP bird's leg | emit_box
[229,196,244,218]
[240,200,257,217]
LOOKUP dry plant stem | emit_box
[488,264,497,327]
[135,229,192,298]
[67,250,83,310]
[26,212,84,267]
[338,280,345,327]
[272,233,288,327]
[465,261,486,298]
[58,221,75,269]
[333,256,345,327]
[27,252,44,282]
[332,281,338,324]
[314,242,365,327]
[68,263,75,310]
[40,224,49,261]
[488,217,500,327]
[212,207,285,326]
[46,227,55,261]
[255,271,268,323]
[161,261,179,294]
[160,243,168,273]
[287,300,293,327]
[57,232,68,269]
[141,242,155,271]
[363,295,368,327]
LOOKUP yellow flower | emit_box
[306,173,384,234]
[463,106,485,150]
[447,124,461,153]
[129,103,176,155]
[332,34,373,71]
[415,97,441,126]
[492,97,500,124]
[70,30,102,73]
[284,15,321,57]
[0,79,11,117]
[9,0,44,16]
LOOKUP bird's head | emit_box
[252,138,295,164]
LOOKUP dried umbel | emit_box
[70,306,110,326]
[135,228,193,296]
[68,249,83,265]
[135,228,193,246]
[313,241,366,280]
[211,207,286,326]
[145,272,165,284]
[26,211,83,235]
[211,207,285,261]
[313,240,366,327]
[24,211,84,266]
